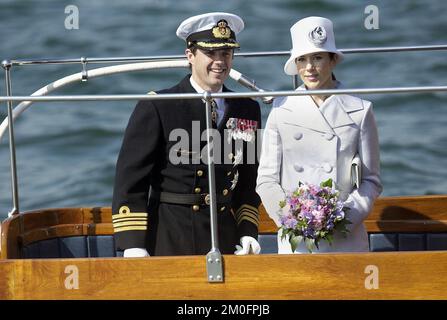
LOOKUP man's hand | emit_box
[234,236,261,255]
[123,248,150,257]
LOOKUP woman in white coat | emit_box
[256,16,382,253]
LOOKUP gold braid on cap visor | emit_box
[195,41,240,48]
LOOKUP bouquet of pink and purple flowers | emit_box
[279,179,351,252]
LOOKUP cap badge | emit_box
[308,26,327,47]
[212,19,231,39]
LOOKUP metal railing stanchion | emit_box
[203,91,224,283]
[2,60,20,216]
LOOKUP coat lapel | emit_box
[279,84,364,132]
[280,93,335,134]
[179,76,234,130]
[319,95,359,129]
[218,85,231,130]
[177,74,196,94]
[319,81,363,128]
[177,75,210,125]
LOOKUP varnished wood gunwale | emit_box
[1,195,447,259]
[0,207,114,258]
[259,194,447,233]
[0,251,446,300]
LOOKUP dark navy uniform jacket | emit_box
[112,75,261,255]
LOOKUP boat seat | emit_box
[369,233,447,251]
[3,197,447,258]
[22,235,118,259]
[19,232,447,258]
[258,233,447,253]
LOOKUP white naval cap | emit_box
[284,16,344,75]
[176,12,244,50]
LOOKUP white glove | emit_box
[123,248,150,258]
[234,236,261,255]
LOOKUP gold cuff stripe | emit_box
[242,209,259,220]
[237,208,259,219]
[235,207,258,221]
[112,212,148,220]
[235,204,259,216]
[241,204,259,212]
[235,211,259,223]
[237,211,259,224]
[113,221,148,228]
[238,215,259,227]
[112,216,147,223]
[114,226,148,233]
[196,41,240,48]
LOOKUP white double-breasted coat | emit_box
[256,85,382,253]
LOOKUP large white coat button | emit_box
[294,164,304,172]
[294,132,303,140]
[323,163,333,173]
[324,133,334,140]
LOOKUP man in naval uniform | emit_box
[112,12,262,257]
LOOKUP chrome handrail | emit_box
[7,44,447,66]
[1,85,447,102]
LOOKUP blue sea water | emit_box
[1,0,446,217]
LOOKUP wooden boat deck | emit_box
[0,251,446,299]
[1,195,446,299]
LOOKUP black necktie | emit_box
[210,99,218,125]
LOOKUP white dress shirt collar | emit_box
[189,76,223,95]
[189,76,226,125]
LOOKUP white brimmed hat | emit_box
[284,16,344,75]
[176,12,244,50]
